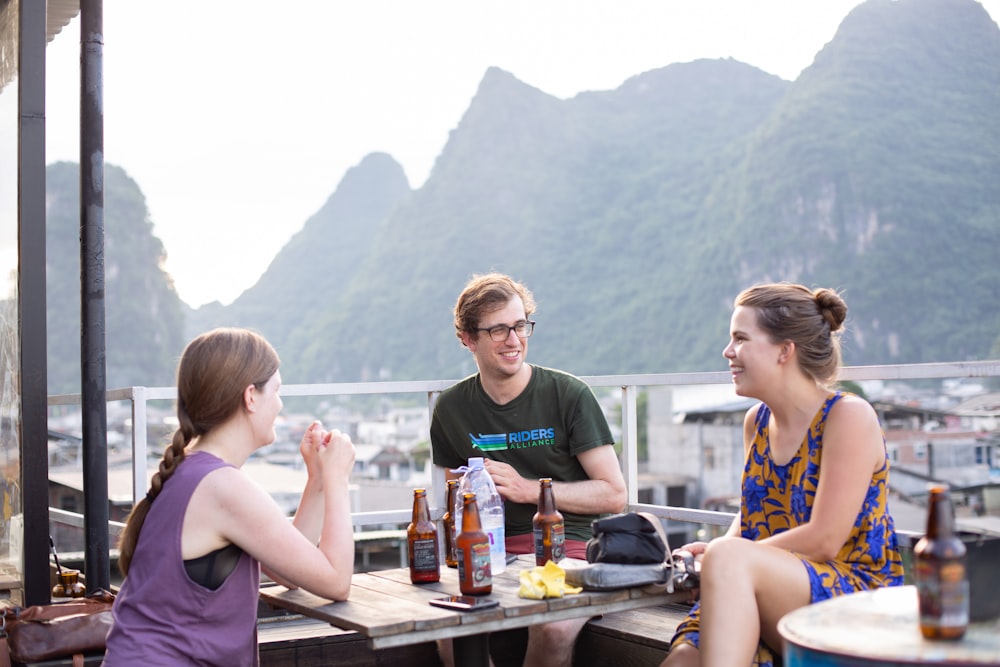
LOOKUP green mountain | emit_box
[185,152,413,361]
[281,60,793,382]
[709,0,1000,364]
[277,0,1000,382]
[46,162,186,394]
[43,0,1000,388]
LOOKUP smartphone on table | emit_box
[428,595,500,612]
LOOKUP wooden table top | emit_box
[778,585,1000,665]
[259,554,686,650]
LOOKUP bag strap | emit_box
[635,512,669,555]
[634,512,676,593]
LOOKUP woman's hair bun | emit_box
[814,288,847,331]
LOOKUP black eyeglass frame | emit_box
[473,320,535,342]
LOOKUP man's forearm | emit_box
[550,478,627,515]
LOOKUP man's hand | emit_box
[483,459,534,503]
[482,446,627,515]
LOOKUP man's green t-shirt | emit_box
[430,365,615,542]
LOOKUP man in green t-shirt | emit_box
[431,272,627,667]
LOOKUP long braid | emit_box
[117,416,195,576]
[116,327,279,579]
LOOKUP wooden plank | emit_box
[492,557,607,612]
[257,615,358,645]
[574,632,668,667]
[259,584,458,638]
[261,562,693,655]
[364,561,553,618]
[351,573,506,625]
[366,594,682,650]
[316,584,458,635]
[585,603,691,650]
[780,585,1000,665]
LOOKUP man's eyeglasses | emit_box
[474,320,535,342]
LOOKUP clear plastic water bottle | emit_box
[454,457,506,575]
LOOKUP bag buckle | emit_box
[671,549,701,591]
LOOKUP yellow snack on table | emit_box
[518,569,547,599]
[518,561,583,599]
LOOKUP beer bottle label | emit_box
[551,521,565,561]
[471,542,493,586]
[412,538,439,572]
[533,526,545,561]
[916,560,969,629]
[534,521,566,562]
[456,543,493,588]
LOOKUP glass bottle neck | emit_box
[538,483,556,513]
[926,492,956,538]
[445,482,458,513]
[413,492,430,522]
[461,495,483,531]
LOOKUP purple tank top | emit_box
[103,451,260,666]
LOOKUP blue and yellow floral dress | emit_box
[668,392,905,666]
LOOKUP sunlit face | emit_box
[722,306,781,398]
[463,296,529,381]
[251,370,284,445]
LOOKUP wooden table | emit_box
[778,585,1000,666]
[259,555,687,667]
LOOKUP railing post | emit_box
[130,387,148,503]
[79,0,110,592]
[427,390,445,518]
[18,0,52,608]
[620,385,639,507]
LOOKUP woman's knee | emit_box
[660,641,698,667]
[701,535,752,573]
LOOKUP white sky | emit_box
[41,0,1000,308]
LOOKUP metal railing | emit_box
[47,360,1000,535]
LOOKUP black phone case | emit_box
[428,596,499,611]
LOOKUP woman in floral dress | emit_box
[661,283,904,667]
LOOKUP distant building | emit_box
[643,387,1000,536]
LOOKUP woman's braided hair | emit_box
[117,328,279,576]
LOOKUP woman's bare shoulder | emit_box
[831,392,879,420]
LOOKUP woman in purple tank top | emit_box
[103,328,356,666]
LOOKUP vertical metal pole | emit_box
[926,441,934,482]
[80,0,110,590]
[19,0,52,607]
[621,385,639,507]
[130,387,148,504]
[428,390,444,513]
[696,421,704,507]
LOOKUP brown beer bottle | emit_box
[456,492,492,595]
[914,485,968,640]
[407,488,440,583]
[532,478,565,566]
[443,479,459,568]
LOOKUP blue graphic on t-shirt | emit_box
[470,433,508,451]
[469,427,557,452]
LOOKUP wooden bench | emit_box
[574,601,691,666]
[452,600,691,667]
[9,655,105,667]
[255,600,691,667]
[257,613,442,667]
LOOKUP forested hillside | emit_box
[43,0,1000,389]
[46,163,185,394]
